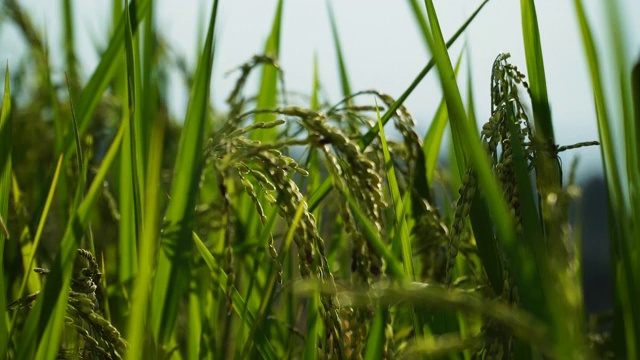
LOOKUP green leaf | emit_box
[187,269,205,360]
[605,7,640,333]
[62,0,78,82]
[376,103,414,279]
[60,0,151,160]
[0,65,12,355]
[150,0,219,344]
[363,307,388,360]
[193,232,278,360]
[126,105,165,359]
[572,1,639,357]
[520,0,554,143]
[303,287,321,360]
[118,0,142,285]
[311,54,321,110]
[326,0,352,100]
[520,2,565,280]
[254,0,284,140]
[423,99,448,185]
[9,155,63,334]
[633,57,640,182]
[423,53,463,185]
[504,106,548,320]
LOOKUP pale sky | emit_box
[4,0,640,179]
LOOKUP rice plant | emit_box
[1,0,637,359]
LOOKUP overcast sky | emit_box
[4,0,640,179]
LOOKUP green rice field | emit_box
[1,0,639,359]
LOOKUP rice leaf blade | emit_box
[62,0,78,84]
[363,307,387,360]
[0,65,12,355]
[254,0,284,140]
[520,0,554,142]
[572,1,640,356]
[60,0,151,160]
[519,2,567,279]
[9,155,63,336]
[605,5,640,317]
[373,106,414,285]
[423,99,448,185]
[150,0,218,344]
[326,0,352,99]
[423,52,462,185]
[193,232,278,360]
[119,0,142,286]
[303,290,321,360]
[126,76,166,360]
[504,106,549,321]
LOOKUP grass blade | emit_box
[633,57,640,188]
[193,232,278,360]
[423,53,463,185]
[138,0,158,174]
[572,2,639,357]
[311,53,321,110]
[423,99,448,185]
[0,65,12,356]
[604,3,636,189]
[126,108,165,359]
[571,1,623,220]
[520,1,566,274]
[376,103,414,279]
[519,0,555,143]
[504,106,549,321]
[605,6,640,327]
[303,289,321,360]
[60,0,151,160]
[254,0,284,140]
[9,155,63,334]
[62,0,78,82]
[465,51,478,129]
[326,0,352,100]
[150,0,218,344]
[363,307,388,360]
[117,0,143,287]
